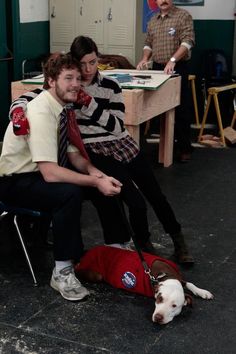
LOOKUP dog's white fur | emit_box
[152,279,214,324]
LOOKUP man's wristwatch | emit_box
[170,57,176,63]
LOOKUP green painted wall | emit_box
[189,19,235,117]
[0,1,49,139]
[13,21,49,80]
[12,0,49,80]
[190,20,234,76]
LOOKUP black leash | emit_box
[115,196,165,287]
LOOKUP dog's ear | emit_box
[184,293,193,307]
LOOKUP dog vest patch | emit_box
[121,271,136,289]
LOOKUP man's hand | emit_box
[164,61,176,75]
[136,59,149,70]
[96,175,122,196]
[88,165,104,178]
[12,107,30,136]
[77,89,92,107]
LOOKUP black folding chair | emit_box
[0,201,44,286]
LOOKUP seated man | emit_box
[0,53,125,301]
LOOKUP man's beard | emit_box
[55,84,77,103]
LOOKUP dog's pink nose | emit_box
[154,313,164,323]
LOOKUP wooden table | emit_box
[123,76,181,167]
[11,76,181,167]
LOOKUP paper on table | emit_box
[100,69,171,90]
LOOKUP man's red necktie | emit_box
[66,108,90,161]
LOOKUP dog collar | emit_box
[145,270,167,286]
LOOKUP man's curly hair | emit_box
[43,52,80,89]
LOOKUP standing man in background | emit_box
[137,0,195,162]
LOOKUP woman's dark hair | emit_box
[70,36,98,62]
[43,52,79,89]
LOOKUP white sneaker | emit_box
[50,266,90,301]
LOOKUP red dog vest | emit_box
[76,245,179,297]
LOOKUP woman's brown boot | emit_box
[170,232,194,265]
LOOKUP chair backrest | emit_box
[22,54,49,79]
[98,54,135,69]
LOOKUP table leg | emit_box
[159,109,175,167]
[125,125,140,146]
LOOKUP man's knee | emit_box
[46,183,84,210]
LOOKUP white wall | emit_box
[178,0,235,20]
[19,0,235,22]
[19,0,49,23]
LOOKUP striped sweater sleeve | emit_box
[77,76,126,136]
[9,88,43,119]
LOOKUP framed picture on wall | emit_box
[173,0,204,5]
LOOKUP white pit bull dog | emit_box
[75,245,213,324]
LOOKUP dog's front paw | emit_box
[198,289,214,300]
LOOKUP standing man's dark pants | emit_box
[153,61,192,155]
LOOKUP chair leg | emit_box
[213,93,226,146]
[144,120,150,136]
[190,76,200,126]
[231,111,236,128]
[14,215,38,286]
[198,94,212,142]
